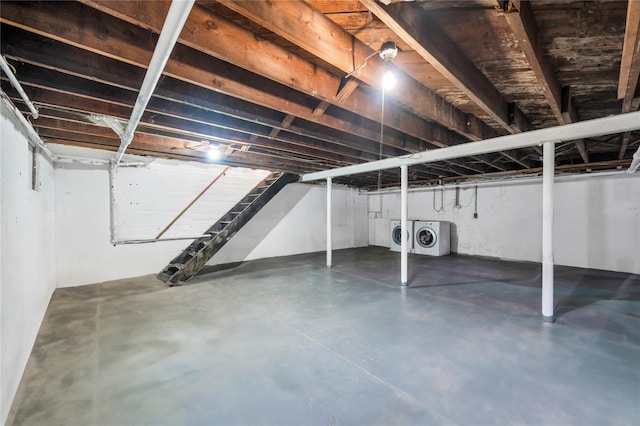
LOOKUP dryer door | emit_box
[416,227,437,248]
[392,226,410,245]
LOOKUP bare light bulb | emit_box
[207,144,220,160]
[383,68,396,90]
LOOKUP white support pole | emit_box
[400,165,408,286]
[542,141,555,322]
[326,177,332,268]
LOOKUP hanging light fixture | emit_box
[379,41,398,90]
[207,143,221,160]
[383,68,396,90]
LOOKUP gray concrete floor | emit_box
[7,247,640,425]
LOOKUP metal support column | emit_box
[401,165,408,285]
[542,141,555,322]
[326,177,332,268]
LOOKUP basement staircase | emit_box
[157,172,299,285]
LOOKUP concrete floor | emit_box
[7,247,640,425]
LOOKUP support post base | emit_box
[542,314,554,323]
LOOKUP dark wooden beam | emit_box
[0,2,485,167]
[335,78,360,104]
[502,0,589,163]
[502,0,563,122]
[73,0,491,150]
[211,0,526,171]
[618,0,640,112]
[216,0,500,141]
[617,1,640,159]
[358,0,535,135]
[0,42,415,159]
[561,86,589,163]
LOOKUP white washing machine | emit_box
[414,221,450,256]
[389,220,414,252]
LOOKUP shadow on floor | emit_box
[554,269,640,318]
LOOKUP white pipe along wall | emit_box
[0,56,39,119]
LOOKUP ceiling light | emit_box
[383,68,396,90]
[380,41,398,90]
[379,41,398,64]
[207,144,220,160]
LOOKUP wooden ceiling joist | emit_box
[359,0,533,135]
[215,0,505,143]
[1,1,495,171]
[1,1,631,185]
[77,0,486,150]
[501,0,589,163]
[210,0,523,171]
[618,0,640,111]
[617,0,640,159]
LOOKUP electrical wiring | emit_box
[432,185,444,212]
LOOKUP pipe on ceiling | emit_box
[362,169,633,195]
[301,111,640,182]
[0,55,39,119]
[115,0,195,166]
[0,89,51,159]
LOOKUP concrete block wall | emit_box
[1,102,57,424]
[368,174,640,274]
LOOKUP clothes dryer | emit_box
[414,221,450,256]
[389,220,414,252]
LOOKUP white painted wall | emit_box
[368,173,640,274]
[1,102,56,424]
[53,147,270,287]
[208,182,369,266]
[53,146,369,286]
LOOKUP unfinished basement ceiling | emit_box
[1,0,639,188]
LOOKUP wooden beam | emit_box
[335,78,360,104]
[11,84,478,179]
[363,158,633,190]
[619,132,632,159]
[561,86,589,163]
[37,127,325,173]
[502,0,589,163]
[213,0,528,170]
[617,0,640,160]
[4,75,390,167]
[31,114,361,167]
[268,114,295,139]
[1,1,484,165]
[618,0,640,111]
[309,77,358,131]
[502,0,564,123]
[358,0,534,134]
[0,29,420,159]
[201,0,499,140]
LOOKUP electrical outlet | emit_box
[473,213,478,219]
